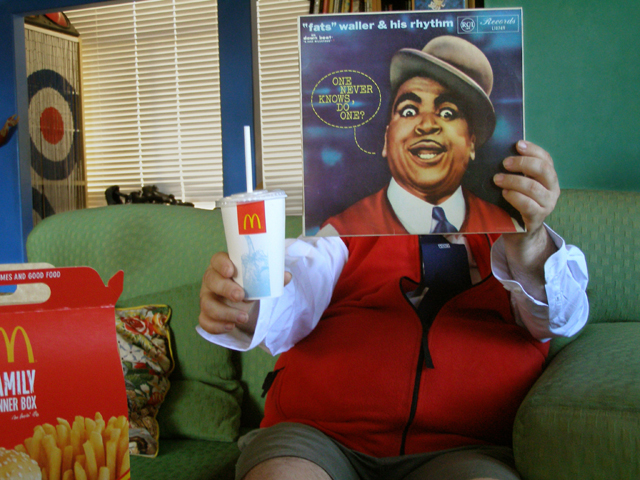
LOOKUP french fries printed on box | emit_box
[14,413,130,480]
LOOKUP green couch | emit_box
[25,189,640,480]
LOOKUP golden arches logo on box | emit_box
[0,327,35,363]
[237,201,267,235]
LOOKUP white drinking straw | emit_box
[244,125,253,193]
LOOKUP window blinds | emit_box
[255,0,309,215]
[66,0,223,208]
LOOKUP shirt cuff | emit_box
[195,282,293,355]
[490,224,590,340]
[491,225,563,324]
[493,225,563,297]
[196,324,254,351]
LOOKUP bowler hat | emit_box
[390,36,496,146]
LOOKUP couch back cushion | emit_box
[27,204,226,299]
[122,282,244,441]
[547,189,640,325]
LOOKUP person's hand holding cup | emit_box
[199,189,288,335]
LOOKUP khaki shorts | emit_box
[236,422,520,480]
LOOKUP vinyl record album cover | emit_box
[299,8,525,236]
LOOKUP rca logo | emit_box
[0,327,35,363]
[237,201,267,235]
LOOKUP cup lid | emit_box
[215,189,287,208]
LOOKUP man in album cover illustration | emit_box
[317,35,524,236]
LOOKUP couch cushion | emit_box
[26,204,228,300]
[123,281,243,442]
[547,189,640,326]
[130,438,239,480]
[513,322,640,480]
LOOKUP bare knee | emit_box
[242,456,332,480]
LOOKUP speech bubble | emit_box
[311,70,381,130]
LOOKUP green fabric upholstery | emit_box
[513,189,640,479]
[130,438,238,480]
[24,191,640,479]
[546,189,640,324]
[26,204,226,300]
[237,347,278,429]
[545,189,640,357]
[123,282,243,442]
[514,323,640,480]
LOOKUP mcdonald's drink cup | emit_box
[217,189,287,300]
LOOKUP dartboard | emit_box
[28,68,80,181]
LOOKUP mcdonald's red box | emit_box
[0,264,131,480]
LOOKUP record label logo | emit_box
[458,17,476,33]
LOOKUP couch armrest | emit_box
[513,323,640,480]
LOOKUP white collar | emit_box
[387,178,466,234]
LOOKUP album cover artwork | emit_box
[299,8,525,236]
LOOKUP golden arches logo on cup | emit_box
[0,327,35,364]
[237,201,267,235]
[244,214,261,230]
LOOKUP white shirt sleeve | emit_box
[197,236,348,355]
[198,226,589,351]
[491,225,589,341]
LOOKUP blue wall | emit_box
[0,5,30,265]
[0,0,254,263]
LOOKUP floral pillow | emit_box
[115,305,174,457]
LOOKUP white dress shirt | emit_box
[197,227,589,356]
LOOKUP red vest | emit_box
[261,234,549,457]
[323,186,520,235]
